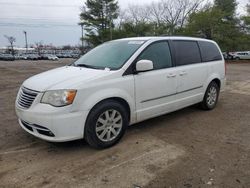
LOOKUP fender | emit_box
[203,73,222,93]
[78,88,136,125]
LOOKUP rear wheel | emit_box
[200,81,219,110]
[84,100,128,149]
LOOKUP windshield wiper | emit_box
[73,63,103,69]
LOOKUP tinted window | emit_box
[198,41,222,62]
[237,52,248,55]
[173,41,201,66]
[137,41,172,70]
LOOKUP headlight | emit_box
[41,90,77,107]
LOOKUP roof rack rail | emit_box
[159,34,189,37]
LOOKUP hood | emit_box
[23,66,111,91]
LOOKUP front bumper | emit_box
[16,104,89,142]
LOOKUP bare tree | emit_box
[247,1,250,15]
[116,9,126,29]
[118,0,203,35]
[160,0,202,34]
[123,4,150,25]
[4,35,16,56]
[147,2,165,27]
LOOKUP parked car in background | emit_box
[55,53,64,58]
[15,37,226,148]
[232,51,250,60]
[15,54,28,60]
[72,54,80,59]
[56,53,78,58]
[14,54,22,60]
[41,54,58,60]
[0,54,15,61]
[222,52,234,60]
[64,54,72,58]
[222,52,228,60]
[40,54,49,60]
[26,54,40,60]
[21,54,28,60]
[47,54,59,61]
[228,52,235,59]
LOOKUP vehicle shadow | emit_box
[127,104,201,132]
[48,104,202,151]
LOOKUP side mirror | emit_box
[136,60,153,72]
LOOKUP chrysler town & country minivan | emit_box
[15,37,226,148]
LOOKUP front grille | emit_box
[18,87,39,109]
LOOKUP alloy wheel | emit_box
[95,109,123,142]
[207,86,217,106]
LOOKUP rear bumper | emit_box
[16,104,89,142]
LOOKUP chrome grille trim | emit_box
[17,87,39,109]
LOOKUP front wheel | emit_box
[200,81,220,110]
[84,100,128,149]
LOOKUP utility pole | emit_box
[109,16,112,40]
[23,31,28,53]
[81,24,84,50]
[78,22,84,54]
[104,3,114,41]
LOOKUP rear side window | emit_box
[173,41,201,66]
[198,41,222,62]
[137,41,172,70]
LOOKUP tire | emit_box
[200,81,220,110]
[235,57,240,60]
[84,100,129,149]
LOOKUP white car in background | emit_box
[15,36,226,148]
[232,51,250,60]
[47,54,59,61]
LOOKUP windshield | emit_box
[73,40,145,70]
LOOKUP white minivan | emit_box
[16,37,226,148]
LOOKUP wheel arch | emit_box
[83,96,131,148]
[204,74,221,91]
[83,96,132,142]
[90,97,131,123]
[200,77,221,110]
[211,78,221,89]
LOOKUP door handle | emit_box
[179,71,187,76]
[167,73,176,78]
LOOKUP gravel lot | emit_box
[0,59,250,188]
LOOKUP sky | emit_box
[0,0,249,47]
